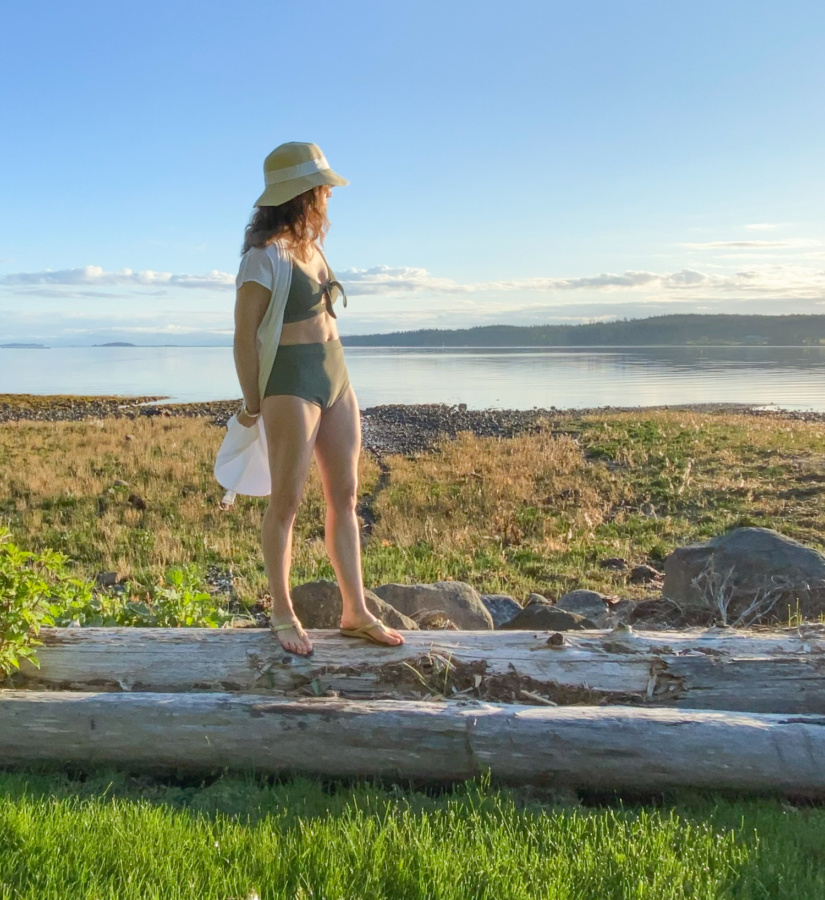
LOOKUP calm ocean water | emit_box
[1,346,824,411]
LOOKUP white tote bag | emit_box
[214,413,271,498]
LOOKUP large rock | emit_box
[373,581,494,630]
[663,527,825,624]
[291,580,418,630]
[555,590,611,628]
[480,594,522,628]
[500,605,596,631]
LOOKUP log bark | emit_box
[13,625,825,713]
[2,691,825,794]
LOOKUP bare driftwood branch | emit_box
[692,561,794,627]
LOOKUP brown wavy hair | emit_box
[241,186,330,262]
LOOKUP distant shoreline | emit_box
[343,314,825,348]
[6,313,825,349]
[5,343,825,350]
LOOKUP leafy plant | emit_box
[0,526,91,678]
[1,526,245,679]
[54,564,243,628]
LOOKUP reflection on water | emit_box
[1,345,824,411]
[346,346,825,410]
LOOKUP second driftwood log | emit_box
[2,692,825,794]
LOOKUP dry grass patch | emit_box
[369,411,825,600]
[375,429,623,551]
[0,416,381,602]
[4,409,825,606]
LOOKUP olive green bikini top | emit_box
[282,250,348,324]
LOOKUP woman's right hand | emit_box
[238,407,261,428]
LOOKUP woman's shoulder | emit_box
[242,240,290,262]
[238,241,291,277]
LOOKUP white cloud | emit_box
[745,223,784,231]
[0,265,235,290]
[484,269,715,292]
[681,240,820,250]
[11,287,125,299]
[4,261,825,314]
[339,267,720,296]
[337,265,825,298]
[339,265,467,294]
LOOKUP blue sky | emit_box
[1,0,823,345]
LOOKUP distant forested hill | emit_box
[342,314,825,347]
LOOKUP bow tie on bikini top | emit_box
[321,279,347,318]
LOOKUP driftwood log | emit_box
[2,691,825,793]
[14,625,825,713]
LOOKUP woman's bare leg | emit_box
[313,385,403,645]
[260,394,322,655]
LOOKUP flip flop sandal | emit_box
[271,619,313,656]
[339,619,402,646]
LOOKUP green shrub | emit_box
[54,565,241,628]
[2,528,244,679]
[0,526,90,678]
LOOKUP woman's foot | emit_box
[339,612,404,646]
[270,613,313,656]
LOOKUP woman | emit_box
[232,141,404,656]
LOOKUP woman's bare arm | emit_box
[233,281,271,417]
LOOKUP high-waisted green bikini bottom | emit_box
[263,339,350,410]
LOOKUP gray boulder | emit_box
[500,605,596,631]
[291,580,418,630]
[555,589,611,628]
[663,527,825,624]
[480,594,522,628]
[373,581,494,630]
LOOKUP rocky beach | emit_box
[3,393,824,457]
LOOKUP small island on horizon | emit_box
[0,343,49,349]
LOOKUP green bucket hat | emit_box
[254,142,349,207]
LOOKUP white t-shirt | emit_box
[234,242,293,401]
[236,246,275,292]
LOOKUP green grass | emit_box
[2,771,824,899]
